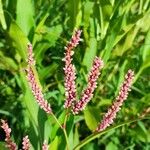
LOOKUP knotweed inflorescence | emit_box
[1,29,135,150]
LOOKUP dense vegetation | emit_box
[0,0,150,149]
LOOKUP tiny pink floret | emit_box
[42,141,49,150]
[22,135,30,150]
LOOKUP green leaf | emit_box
[0,0,7,29]
[32,13,49,45]
[83,1,94,29]
[82,38,97,71]
[73,125,80,147]
[16,0,35,35]
[34,25,62,65]
[66,115,74,135]
[49,136,60,150]
[0,51,18,71]
[113,26,138,56]
[106,142,118,150]
[43,25,63,46]
[115,60,128,96]
[50,111,66,140]
[99,1,113,39]
[39,63,58,81]
[82,143,95,150]
[0,142,8,150]
[49,135,66,150]
[84,106,100,131]
[44,119,52,142]
[8,21,29,61]
[67,0,80,30]
[134,59,150,82]
[101,32,116,64]
[141,29,150,62]
[83,1,94,44]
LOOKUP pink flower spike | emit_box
[72,57,104,114]
[42,141,49,150]
[63,29,82,108]
[22,135,30,150]
[26,44,52,114]
[1,120,17,150]
[96,69,134,132]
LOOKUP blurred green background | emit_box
[0,0,150,149]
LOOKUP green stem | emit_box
[63,109,70,150]
[73,117,150,150]
[63,127,70,150]
[51,113,70,150]
[63,109,70,127]
[51,113,62,128]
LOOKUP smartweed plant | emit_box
[1,30,137,150]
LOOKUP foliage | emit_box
[0,0,150,149]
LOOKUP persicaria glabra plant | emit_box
[1,29,135,150]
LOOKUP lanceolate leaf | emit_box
[84,106,100,131]
[0,0,7,29]
[8,21,29,61]
[16,0,35,35]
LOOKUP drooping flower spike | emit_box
[22,135,30,150]
[26,43,52,114]
[63,30,82,108]
[96,69,134,132]
[1,119,17,150]
[72,56,104,114]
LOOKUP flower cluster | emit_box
[1,119,17,150]
[96,70,134,132]
[63,30,104,114]
[63,30,82,108]
[72,57,104,114]
[22,135,30,150]
[26,43,52,114]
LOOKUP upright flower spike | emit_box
[72,57,104,114]
[26,43,52,114]
[96,70,134,132]
[63,30,82,108]
[22,135,30,150]
[1,120,17,150]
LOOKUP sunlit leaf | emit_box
[16,0,35,35]
[0,0,7,29]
